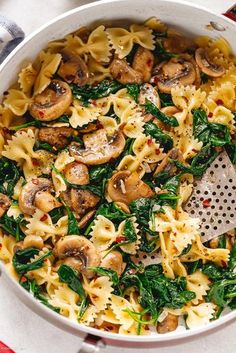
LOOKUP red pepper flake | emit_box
[216,99,223,106]
[192,148,198,153]
[91,100,97,106]
[97,123,104,129]
[0,243,2,250]
[116,236,126,243]
[153,76,159,84]
[147,58,153,67]
[202,199,211,207]
[208,112,213,118]
[32,178,39,185]
[147,138,152,145]
[40,214,48,222]
[20,276,28,283]
[3,127,11,134]
[38,111,45,118]
[155,148,160,155]
[0,341,15,353]
[128,269,136,275]
[32,159,40,166]
[221,260,227,268]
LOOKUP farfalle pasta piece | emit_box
[98,116,118,135]
[0,233,16,263]
[171,85,206,113]
[18,63,37,94]
[80,305,99,326]
[33,51,62,95]
[107,24,154,59]
[117,155,145,178]
[90,215,117,251]
[172,134,203,161]
[154,206,200,255]
[87,57,112,84]
[6,203,22,220]
[83,276,113,311]
[180,234,230,266]
[187,270,211,305]
[109,294,135,330]
[0,105,16,127]
[204,83,236,112]
[144,17,168,33]
[185,303,216,329]
[69,100,100,128]
[66,26,110,63]
[132,133,165,164]
[25,209,68,241]
[52,150,75,195]
[48,283,80,322]
[3,89,32,116]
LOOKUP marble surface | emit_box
[0,1,235,352]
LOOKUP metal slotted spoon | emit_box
[184,151,236,242]
[133,150,236,267]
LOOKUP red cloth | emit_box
[0,341,15,353]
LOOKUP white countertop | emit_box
[0,1,235,353]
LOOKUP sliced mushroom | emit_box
[154,148,183,177]
[64,162,89,185]
[0,193,10,218]
[58,49,89,86]
[138,83,161,108]
[34,190,61,213]
[161,106,180,115]
[38,127,76,149]
[100,251,124,277]
[152,56,196,93]
[114,201,131,214]
[18,178,52,215]
[69,129,125,165]
[29,80,72,121]
[107,171,154,204]
[62,188,100,220]
[23,235,44,249]
[195,47,225,77]
[78,210,96,229]
[132,47,154,82]
[110,59,143,84]
[53,235,101,278]
[163,34,196,54]
[156,313,178,334]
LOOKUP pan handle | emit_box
[78,334,105,353]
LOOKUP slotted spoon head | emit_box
[184,151,236,242]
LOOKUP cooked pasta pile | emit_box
[0,18,235,335]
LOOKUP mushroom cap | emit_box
[163,34,196,54]
[107,171,154,204]
[110,59,143,84]
[29,80,72,121]
[139,83,160,108]
[195,47,225,77]
[18,178,52,215]
[53,235,101,278]
[0,193,10,218]
[69,129,125,165]
[152,57,196,93]
[100,251,124,277]
[132,47,154,82]
[64,161,89,185]
[58,49,89,86]
[38,126,75,149]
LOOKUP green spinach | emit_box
[13,248,52,275]
[0,157,22,197]
[66,206,80,235]
[144,122,173,152]
[126,84,140,102]
[144,99,179,127]
[0,213,25,241]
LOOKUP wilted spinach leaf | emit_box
[0,157,22,197]
[66,206,80,235]
[144,99,179,127]
[144,122,173,151]
[159,92,173,107]
[126,84,140,102]
[0,213,25,241]
[13,248,52,275]
[226,142,236,164]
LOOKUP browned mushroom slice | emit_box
[138,83,161,108]
[163,34,196,54]
[62,188,100,220]
[152,57,196,93]
[110,59,143,84]
[100,251,124,277]
[107,171,154,204]
[69,129,125,165]
[29,80,72,121]
[154,148,183,177]
[64,161,89,185]
[78,210,96,229]
[38,127,76,149]
[0,193,10,218]
[156,313,178,333]
[132,47,154,82]
[195,47,225,77]
[53,235,101,278]
[19,178,60,215]
[58,49,89,86]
